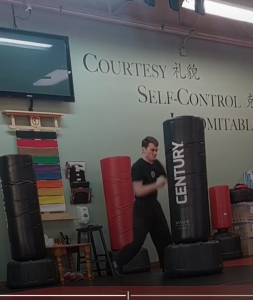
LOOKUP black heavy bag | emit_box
[0,155,35,185]
[0,155,46,261]
[163,116,210,244]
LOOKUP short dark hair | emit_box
[142,136,159,148]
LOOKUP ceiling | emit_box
[2,0,253,44]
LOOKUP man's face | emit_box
[142,143,158,162]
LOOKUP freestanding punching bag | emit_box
[100,156,134,250]
[162,116,223,278]
[209,185,242,260]
[0,155,46,261]
[163,115,210,243]
[100,156,151,275]
[0,155,59,289]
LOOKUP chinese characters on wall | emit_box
[173,63,200,80]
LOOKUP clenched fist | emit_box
[156,176,167,189]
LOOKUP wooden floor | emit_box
[4,257,253,299]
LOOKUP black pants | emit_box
[117,199,172,269]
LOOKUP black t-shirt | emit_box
[131,158,167,201]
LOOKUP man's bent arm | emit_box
[133,181,158,197]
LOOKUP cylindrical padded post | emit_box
[0,155,46,261]
[163,115,210,244]
[209,185,232,230]
[100,156,134,251]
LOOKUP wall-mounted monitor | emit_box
[0,27,75,102]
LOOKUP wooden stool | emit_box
[76,225,115,276]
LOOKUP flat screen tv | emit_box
[0,27,75,102]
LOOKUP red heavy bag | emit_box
[100,156,134,251]
[209,185,232,230]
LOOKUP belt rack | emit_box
[2,109,75,222]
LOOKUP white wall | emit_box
[0,3,252,281]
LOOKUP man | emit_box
[115,136,172,277]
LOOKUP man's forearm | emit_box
[134,182,158,197]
